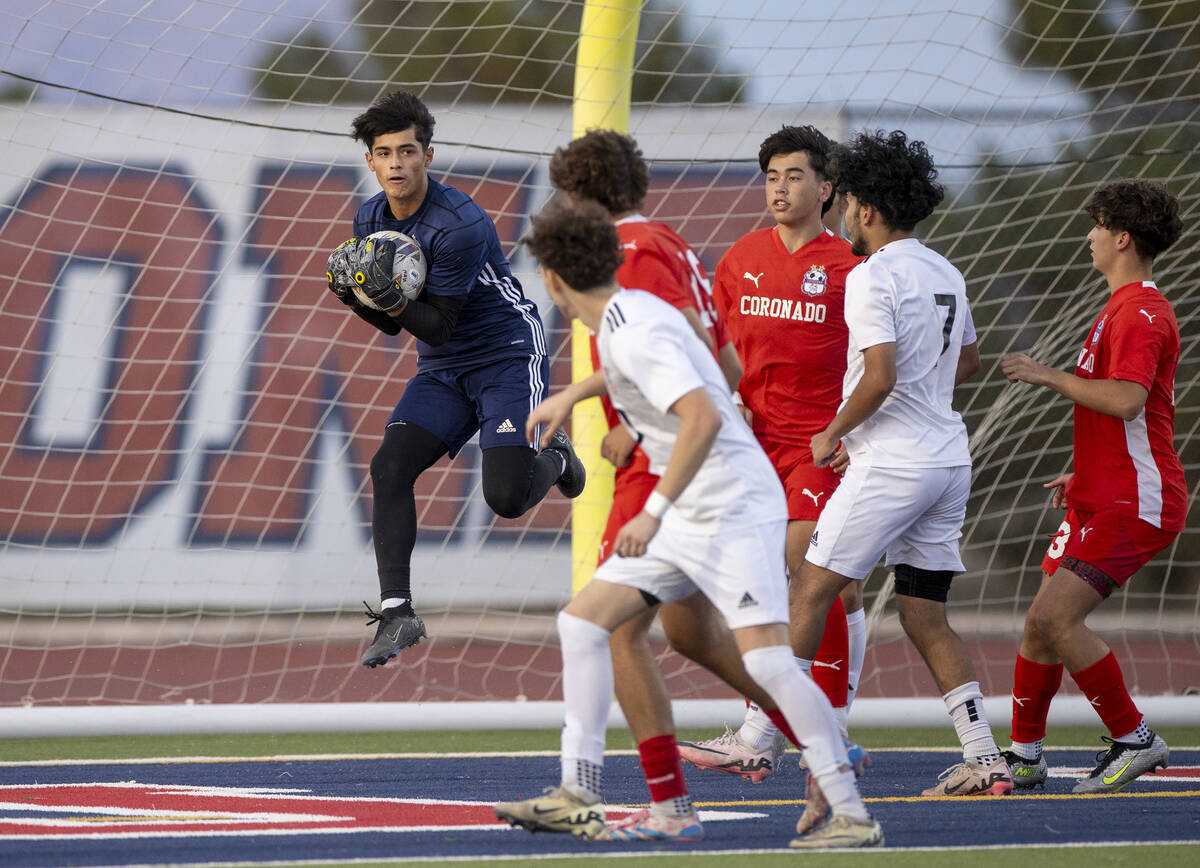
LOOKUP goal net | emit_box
[1,0,1196,728]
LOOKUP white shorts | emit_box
[594,515,789,631]
[805,463,968,580]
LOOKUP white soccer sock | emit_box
[1115,719,1152,745]
[556,610,612,802]
[741,645,868,820]
[845,607,866,709]
[650,793,693,819]
[1008,739,1042,761]
[943,681,1001,765]
[736,703,778,751]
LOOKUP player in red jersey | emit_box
[1000,178,1186,793]
[678,125,869,787]
[547,130,786,840]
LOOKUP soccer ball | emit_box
[353,230,426,310]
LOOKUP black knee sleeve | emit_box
[481,445,542,519]
[893,563,955,603]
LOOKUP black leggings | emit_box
[369,421,562,601]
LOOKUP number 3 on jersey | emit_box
[1047,519,1072,559]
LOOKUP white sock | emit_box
[943,681,1000,765]
[845,607,866,709]
[556,610,612,800]
[833,704,850,738]
[650,793,693,818]
[1008,739,1042,761]
[1115,719,1152,745]
[741,645,867,819]
[737,703,778,751]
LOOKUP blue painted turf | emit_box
[1,748,1197,866]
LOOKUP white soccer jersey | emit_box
[840,238,976,468]
[596,289,785,527]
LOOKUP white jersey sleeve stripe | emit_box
[1124,411,1164,527]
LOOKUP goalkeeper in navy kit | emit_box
[326,90,585,668]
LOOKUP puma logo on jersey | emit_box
[743,271,764,288]
[1139,309,1156,323]
[802,488,823,506]
[1079,526,1092,539]
[622,241,638,251]
[496,418,517,434]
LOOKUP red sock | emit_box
[637,734,687,802]
[1070,651,1142,738]
[1011,654,1063,742]
[764,708,803,750]
[810,595,849,709]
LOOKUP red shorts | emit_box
[598,448,658,566]
[758,437,840,521]
[1040,507,1178,586]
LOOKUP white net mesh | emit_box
[1,0,1196,714]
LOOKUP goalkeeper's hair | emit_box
[758,125,836,215]
[549,130,649,216]
[524,196,623,292]
[352,90,436,150]
[832,129,943,231]
[1084,179,1183,261]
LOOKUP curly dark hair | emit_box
[548,130,649,215]
[351,90,436,150]
[832,130,943,231]
[524,196,623,292]
[1084,179,1183,260]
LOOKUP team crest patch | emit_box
[801,265,828,297]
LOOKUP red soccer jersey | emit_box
[1068,280,1186,532]
[712,227,860,445]
[589,215,725,433]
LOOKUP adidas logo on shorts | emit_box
[737,592,757,609]
[496,418,517,434]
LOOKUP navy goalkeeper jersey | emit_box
[354,178,546,372]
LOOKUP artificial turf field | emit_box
[1,725,1196,867]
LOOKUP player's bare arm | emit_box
[999,353,1148,420]
[717,342,743,393]
[525,369,608,448]
[811,342,897,467]
[600,425,637,469]
[613,386,721,559]
[678,306,742,392]
[1043,472,1073,509]
[679,307,716,351]
[955,341,981,386]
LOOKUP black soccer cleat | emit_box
[361,601,427,668]
[546,428,586,499]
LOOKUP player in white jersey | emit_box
[494,197,882,850]
[789,130,1014,800]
